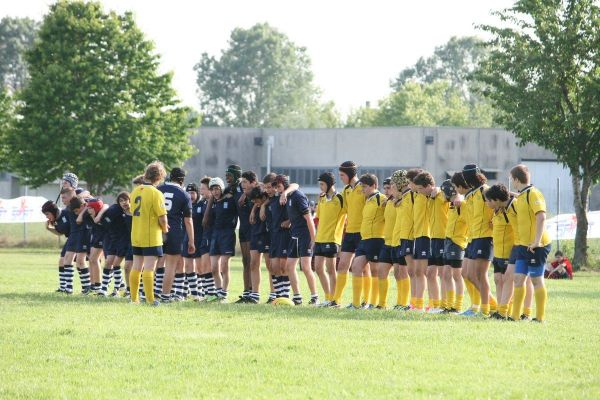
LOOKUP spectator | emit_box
[545,251,573,279]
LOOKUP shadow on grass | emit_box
[0,291,482,323]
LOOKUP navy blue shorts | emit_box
[125,246,133,261]
[341,232,361,253]
[355,238,384,262]
[469,237,493,261]
[65,230,90,254]
[515,244,551,277]
[183,235,207,258]
[443,239,465,261]
[90,231,105,249]
[288,234,313,258]
[392,246,406,265]
[508,246,518,264]
[163,229,184,255]
[428,238,445,266]
[238,224,252,243]
[250,233,271,254]
[106,236,129,257]
[400,239,414,257]
[270,230,291,258]
[492,257,509,274]
[464,242,473,259]
[313,242,339,258]
[378,244,394,265]
[60,242,68,258]
[210,229,236,256]
[413,236,431,260]
[132,246,163,257]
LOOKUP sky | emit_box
[1,0,515,116]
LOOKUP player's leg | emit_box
[239,240,252,301]
[220,255,231,299]
[314,255,329,302]
[247,249,262,304]
[89,246,103,294]
[377,261,392,309]
[300,255,318,304]
[426,265,440,312]
[331,233,359,306]
[350,255,368,308]
[141,252,160,305]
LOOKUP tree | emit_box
[476,0,600,267]
[5,1,197,195]
[0,88,14,163]
[0,17,38,92]
[195,23,338,128]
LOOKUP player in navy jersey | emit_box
[94,192,131,296]
[42,200,71,293]
[182,183,206,301]
[273,175,318,305]
[157,167,195,302]
[198,177,217,298]
[65,195,92,294]
[83,199,108,294]
[204,177,238,301]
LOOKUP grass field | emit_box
[1,249,600,399]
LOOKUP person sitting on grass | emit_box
[545,251,573,280]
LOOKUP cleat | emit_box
[365,304,377,310]
[447,308,459,314]
[205,295,220,302]
[428,308,444,314]
[65,290,73,295]
[326,301,340,309]
[318,301,332,308]
[520,314,531,321]
[490,312,505,320]
[81,287,92,295]
[234,297,249,304]
[308,298,319,306]
[375,305,386,310]
[460,309,478,317]
[55,288,65,293]
[150,300,160,307]
[266,298,275,304]
[345,304,363,310]
[531,318,544,323]
[246,298,259,304]
[293,298,302,306]
[393,304,410,311]
[110,290,119,297]
[507,317,516,322]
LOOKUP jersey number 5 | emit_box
[133,196,142,216]
[164,192,174,211]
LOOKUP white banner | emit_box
[545,211,600,240]
[0,196,49,223]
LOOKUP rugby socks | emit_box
[174,273,185,298]
[481,303,490,316]
[78,268,91,290]
[490,294,498,313]
[282,276,291,298]
[292,293,302,304]
[58,267,66,291]
[471,286,481,312]
[378,278,389,308]
[270,275,277,300]
[454,294,464,311]
[249,292,260,303]
[139,279,145,300]
[183,278,189,298]
[273,276,285,298]
[523,307,532,319]
[511,286,526,320]
[64,265,74,293]
[498,303,509,318]
[242,290,250,300]
[101,267,113,295]
[142,271,155,303]
[333,272,348,303]
[352,276,363,307]
[464,278,475,307]
[113,266,123,291]
[197,274,206,296]
[130,270,141,303]
[397,278,410,307]
[203,273,216,296]
[154,267,165,294]
[446,290,456,310]
[415,297,424,310]
[187,273,199,297]
[507,301,513,317]
[369,277,379,306]
[362,275,371,304]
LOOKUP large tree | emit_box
[0,17,38,92]
[195,23,338,128]
[476,0,600,267]
[5,1,197,194]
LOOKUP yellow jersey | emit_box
[315,193,346,245]
[445,204,468,249]
[492,197,518,258]
[429,190,449,239]
[383,197,397,246]
[515,185,551,247]
[392,189,415,244]
[468,185,494,239]
[130,184,166,248]
[360,191,387,239]
[413,192,430,238]
[342,182,365,233]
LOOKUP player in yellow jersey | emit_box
[375,177,396,309]
[411,171,433,312]
[441,174,469,313]
[129,161,169,306]
[460,164,496,317]
[404,169,422,308]
[314,172,346,304]
[413,171,450,313]
[329,161,366,308]
[509,164,551,322]
[348,173,386,309]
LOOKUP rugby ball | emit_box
[272,297,295,306]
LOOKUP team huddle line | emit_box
[42,161,551,321]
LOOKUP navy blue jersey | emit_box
[250,206,268,237]
[191,200,207,240]
[89,212,105,237]
[286,190,310,236]
[268,194,288,232]
[55,209,71,236]
[125,214,132,234]
[210,196,238,230]
[202,199,214,242]
[67,210,84,234]
[230,182,252,231]
[158,183,192,232]
[101,204,128,240]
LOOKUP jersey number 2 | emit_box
[133,196,142,216]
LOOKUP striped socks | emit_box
[64,265,74,293]
[113,266,123,292]
[186,272,199,297]
[58,267,66,291]
[174,273,185,299]
[78,268,91,291]
[154,267,165,295]
[101,267,113,295]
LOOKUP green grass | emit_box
[1,249,600,399]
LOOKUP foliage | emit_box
[0,16,38,92]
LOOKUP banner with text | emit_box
[0,196,49,224]
[546,211,600,240]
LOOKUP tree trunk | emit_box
[571,171,590,269]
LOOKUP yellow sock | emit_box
[534,286,547,321]
[129,270,141,303]
[454,294,464,311]
[433,299,441,309]
[523,307,532,318]
[352,276,363,307]
[490,294,498,312]
[472,286,481,311]
[378,278,389,308]
[399,278,410,306]
[333,273,348,303]
[428,297,434,309]
[362,275,371,304]
[411,297,416,307]
[142,271,155,303]
[511,286,526,320]
[369,277,379,305]
[446,290,455,310]
[464,278,475,306]
[415,297,424,310]
[481,303,490,316]
[498,304,509,318]
[508,301,513,317]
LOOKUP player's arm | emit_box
[93,204,109,224]
[202,197,213,228]
[249,203,258,224]
[159,215,168,233]
[279,183,299,205]
[45,220,61,236]
[529,210,546,250]
[304,212,316,247]
[154,191,168,233]
[259,198,270,221]
[184,216,195,253]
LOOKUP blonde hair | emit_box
[144,161,167,184]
